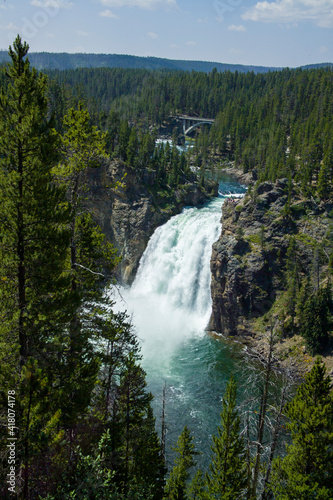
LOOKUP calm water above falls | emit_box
[115,177,247,469]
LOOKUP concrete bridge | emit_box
[179,115,215,136]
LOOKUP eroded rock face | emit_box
[86,159,216,285]
[208,178,330,335]
[209,224,275,335]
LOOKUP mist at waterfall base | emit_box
[114,176,247,470]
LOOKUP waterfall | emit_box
[118,197,224,373]
[114,179,247,467]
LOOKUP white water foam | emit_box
[116,197,225,374]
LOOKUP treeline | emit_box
[0,50,282,73]
[46,64,333,199]
[46,77,199,200]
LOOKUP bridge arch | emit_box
[179,115,215,136]
[184,121,213,136]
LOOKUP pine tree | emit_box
[0,35,69,364]
[271,358,333,499]
[55,102,107,296]
[93,309,139,422]
[116,354,156,492]
[0,36,71,498]
[317,161,330,200]
[164,426,199,500]
[187,471,207,500]
[52,103,113,437]
[206,375,247,500]
[296,275,311,326]
[133,405,166,500]
[126,127,139,168]
[301,284,332,354]
[284,236,300,331]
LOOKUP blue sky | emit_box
[0,0,332,67]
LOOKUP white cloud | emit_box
[31,0,73,9]
[186,40,196,46]
[76,30,90,36]
[228,24,246,31]
[147,31,158,38]
[242,0,333,27]
[1,22,19,31]
[99,0,177,10]
[319,45,328,52]
[99,9,119,18]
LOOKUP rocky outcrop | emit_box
[209,178,332,335]
[86,159,217,284]
[222,166,258,186]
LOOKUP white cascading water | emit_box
[118,197,224,374]
[114,179,247,467]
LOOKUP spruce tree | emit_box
[0,36,71,498]
[52,103,114,438]
[206,375,247,500]
[271,358,333,499]
[0,35,69,364]
[301,284,332,354]
[116,354,157,492]
[164,425,198,500]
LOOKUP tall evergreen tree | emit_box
[51,103,115,439]
[164,425,199,500]
[284,236,300,331]
[116,354,162,493]
[0,35,69,364]
[271,358,333,499]
[301,284,332,354]
[206,375,247,500]
[0,36,70,498]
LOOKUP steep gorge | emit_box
[85,159,217,284]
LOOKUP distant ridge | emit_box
[0,51,331,73]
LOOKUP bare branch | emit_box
[74,263,105,278]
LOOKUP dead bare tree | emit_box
[236,321,296,499]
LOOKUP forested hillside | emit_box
[0,50,282,73]
[46,65,333,199]
[0,37,333,499]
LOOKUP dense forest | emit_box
[0,37,333,499]
[45,63,333,198]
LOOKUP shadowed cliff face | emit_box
[85,159,217,285]
[209,178,333,335]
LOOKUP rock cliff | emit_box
[86,159,217,284]
[209,177,333,336]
